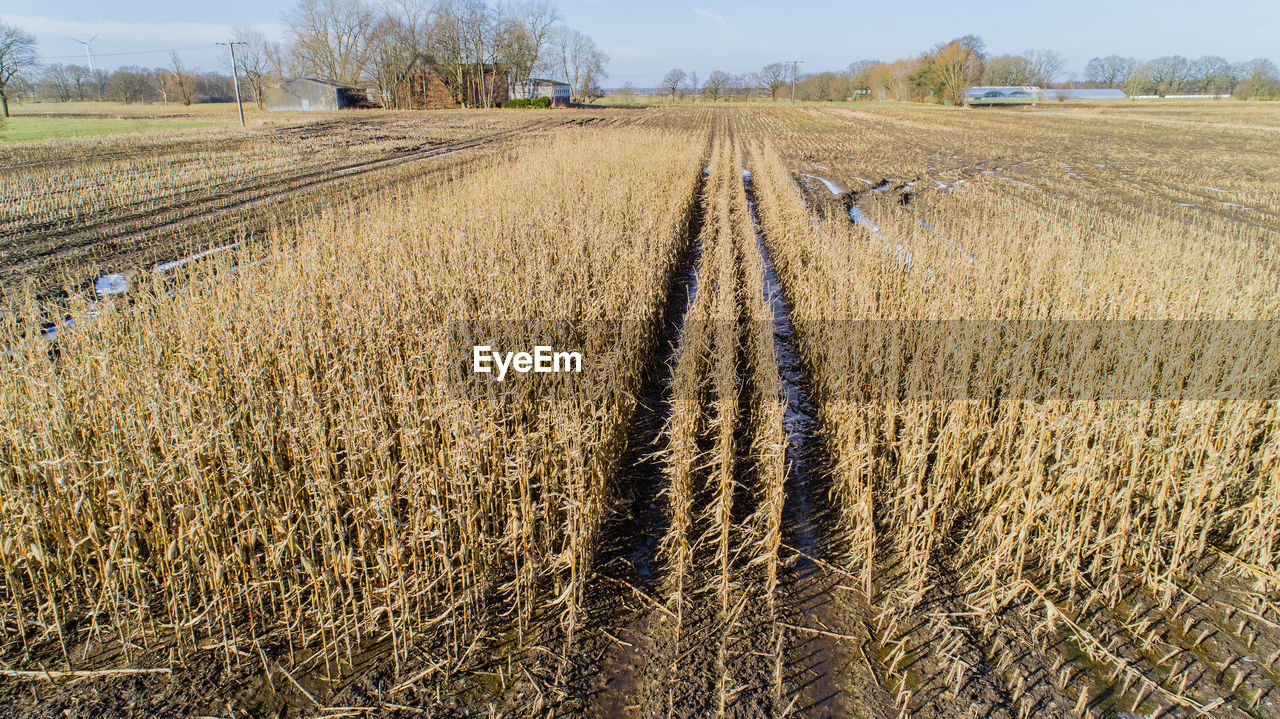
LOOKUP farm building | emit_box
[398,65,510,109]
[263,78,368,112]
[964,86,1042,105]
[965,86,1129,105]
[1040,88,1128,101]
[510,78,571,106]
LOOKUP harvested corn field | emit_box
[1,103,1279,718]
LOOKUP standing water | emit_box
[743,170,822,563]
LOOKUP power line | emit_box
[36,44,213,62]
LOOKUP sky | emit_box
[5,0,1279,86]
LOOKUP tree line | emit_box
[26,54,238,106]
[0,1,609,115]
[654,38,1279,105]
[275,0,607,108]
[1081,55,1278,98]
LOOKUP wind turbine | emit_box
[70,34,98,73]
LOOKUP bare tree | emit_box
[810,72,833,100]
[170,52,198,105]
[830,71,852,101]
[1147,55,1189,96]
[1023,49,1066,87]
[288,0,379,85]
[1188,55,1231,94]
[929,36,985,105]
[0,21,39,117]
[109,66,153,104]
[422,0,468,103]
[983,55,1031,85]
[759,62,788,101]
[368,15,416,107]
[1123,62,1152,96]
[40,64,73,102]
[847,59,876,99]
[231,26,282,109]
[1084,55,1135,89]
[506,0,561,97]
[66,64,92,100]
[661,68,686,102]
[419,0,503,108]
[462,0,498,107]
[702,70,731,101]
[579,73,603,103]
[1234,58,1280,100]
[548,26,606,103]
[90,69,110,101]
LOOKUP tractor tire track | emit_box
[2,119,578,283]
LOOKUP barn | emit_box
[263,78,368,112]
[510,78,571,106]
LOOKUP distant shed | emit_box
[511,78,571,106]
[966,86,1128,105]
[965,86,1042,105]
[264,78,367,112]
[1040,88,1127,101]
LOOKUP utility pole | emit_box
[217,41,248,127]
[785,60,803,103]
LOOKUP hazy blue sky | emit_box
[5,0,1278,85]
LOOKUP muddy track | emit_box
[555,138,710,718]
[551,119,898,718]
[1,135,262,172]
[2,118,582,280]
[744,162,897,718]
[783,155,1280,719]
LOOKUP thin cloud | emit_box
[691,7,726,23]
[2,14,286,51]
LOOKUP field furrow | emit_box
[2,103,1277,718]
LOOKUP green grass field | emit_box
[0,116,219,142]
[2,101,257,141]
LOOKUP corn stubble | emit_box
[2,105,1279,716]
[744,109,1280,714]
[654,128,792,716]
[0,129,703,690]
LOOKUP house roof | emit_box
[284,77,355,88]
[526,78,571,87]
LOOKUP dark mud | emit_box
[745,167,896,718]
[559,164,709,718]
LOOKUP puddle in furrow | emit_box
[152,242,240,276]
[623,232,704,586]
[95,274,129,296]
[19,243,244,349]
[980,169,1036,189]
[743,170,821,562]
[798,173,843,196]
[797,172,912,271]
[605,169,708,591]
